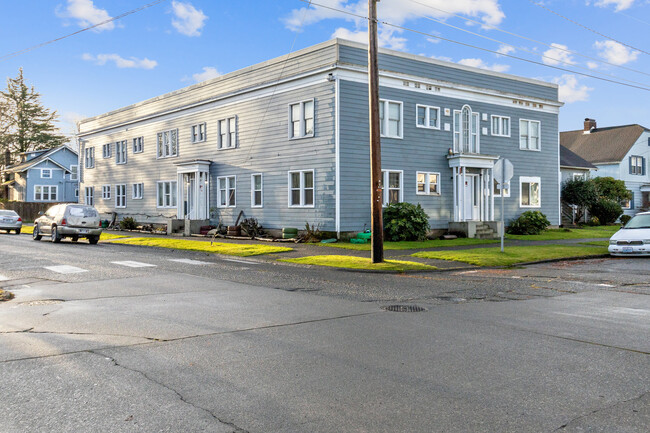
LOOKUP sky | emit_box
[1,0,650,142]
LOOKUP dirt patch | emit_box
[0,289,14,301]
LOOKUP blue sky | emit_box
[1,0,650,140]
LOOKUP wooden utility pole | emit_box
[368,0,383,263]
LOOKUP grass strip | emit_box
[280,255,437,271]
[20,225,128,241]
[112,237,292,257]
[319,237,498,251]
[413,244,609,267]
[506,226,619,241]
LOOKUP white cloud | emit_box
[56,0,114,32]
[553,74,593,103]
[587,61,599,69]
[171,1,207,37]
[190,66,222,83]
[542,43,575,66]
[496,44,515,57]
[458,58,510,72]
[593,40,639,65]
[594,0,636,11]
[82,53,158,69]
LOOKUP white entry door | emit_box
[463,175,480,221]
[183,173,195,219]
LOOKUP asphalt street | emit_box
[0,233,648,432]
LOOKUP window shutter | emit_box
[629,157,633,174]
[643,157,646,176]
[630,192,635,210]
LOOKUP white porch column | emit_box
[177,173,183,219]
[490,167,495,221]
[452,167,457,222]
[461,167,466,222]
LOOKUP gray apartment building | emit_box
[77,39,562,237]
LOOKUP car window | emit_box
[624,214,650,229]
[67,206,98,218]
[0,210,18,216]
[45,206,58,217]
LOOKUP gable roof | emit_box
[5,145,77,174]
[560,124,648,165]
[560,145,596,170]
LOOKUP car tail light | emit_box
[61,218,67,226]
[17,217,22,222]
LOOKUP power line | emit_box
[527,0,650,57]
[0,0,168,63]
[408,0,650,79]
[299,0,650,93]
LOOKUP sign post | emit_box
[493,158,513,253]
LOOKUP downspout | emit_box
[334,72,341,238]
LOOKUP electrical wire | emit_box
[408,0,650,79]
[0,0,168,63]
[299,0,650,92]
[526,0,650,57]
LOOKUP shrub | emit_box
[298,222,322,243]
[506,211,550,235]
[561,178,598,223]
[119,217,138,230]
[240,218,264,238]
[586,216,600,226]
[383,202,430,241]
[588,199,622,225]
[620,214,632,225]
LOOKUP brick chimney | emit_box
[583,118,597,133]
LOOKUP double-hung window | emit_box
[289,100,314,139]
[102,143,112,158]
[251,174,263,208]
[115,184,126,208]
[156,181,177,208]
[116,140,127,164]
[70,165,78,181]
[520,176,541,208]
[493,178,510,197]
[288,170,314,207]
[379,170,403,206]
[519,119,541,151]
[218,117,237,149]
[41,169,52,179]
[133,137,144,154]
[85,147,95,168]
[217,176,236,207]
[102,185,111,200]
[34,185,57,202]
[416,172,440,195]
[191,123,206,143]
[132,183,143,199]
[416,105,440,129]
[157,129,178,158]
[453,105,479,153]
[630,155,645,175]
[379,100,403,138]
[85,186,93,205]
[491,115,510,137]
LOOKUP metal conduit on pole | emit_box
[368,0,384,263]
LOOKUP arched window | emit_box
[453,105,480,153]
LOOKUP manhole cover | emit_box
[20,299,64,306]
[381,305,427,313]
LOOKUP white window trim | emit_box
[494,178,511,198]
[115,184,127,209]
[74,187,79,199]
[116,140,127,165]
[191,122,207,143]
[217,116,238,149]
[102,184,111,200]
[102,143,112,159]
[156,180,177,208]
[156,129,179,159]
[216,175,237,208]
[70,165,79,181]
[251,173,263,208]
[519,176,541,208]
[132,183,144,200]
[381,169,404,206]
[415,105,441,130]
[288,100,315,140]
[40,168,52,179]
[453,105,480,153]
[33,185,58,202]
[288,169,315,208]
[490,115,511,137]
[572,172,585,180]
[133,136,144,154]
[85,186,94,205]
[379,99,404,139]
[415,171,441,196]
[630,155,643,175]
[85,147,95,169]
[519,119,541,152]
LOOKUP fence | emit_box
[0,201,63,221]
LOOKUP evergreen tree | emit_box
[0,68,66,165]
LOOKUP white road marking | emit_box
[168,258,212,265]
[221,258,261,265]
[111,261,157,268]
[44,265,88,274]
[0,275,8,281]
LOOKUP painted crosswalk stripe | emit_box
[221,258,261,265]
[0,274,9,281]
[111,261,156,268]
[44,265,88,274]
[168,259,212,265]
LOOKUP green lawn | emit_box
[112,237,293,257]
[506,226,619,241]
[319,237,499,251]
[279,255,437,271]
[412,244,609,267]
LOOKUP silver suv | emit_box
[33,204,102,244]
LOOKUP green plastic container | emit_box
[282,227,298,234]
[356,232,371,240]
[350,238,367,244]
[282,233,297,239]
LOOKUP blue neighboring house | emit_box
[561,118,650,216]
[3,145,79,203]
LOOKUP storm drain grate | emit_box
[381,304,427,313]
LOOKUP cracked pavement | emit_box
[1,234,648,432]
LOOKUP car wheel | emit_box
[51,226,62,243]
[15,229,21,235]
[88,235,99,245]
[71,236,78,242]
[32,225,42,241]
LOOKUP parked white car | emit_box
[608,211,650,256]
[33,204,102,244]
[0,209,22,234]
